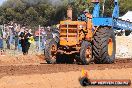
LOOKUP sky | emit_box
[0,0,6,5]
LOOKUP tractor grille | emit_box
[59,24,78,46]
[60,25,78,38]
[60,35,77,37]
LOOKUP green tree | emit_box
[0,0,132,27]
[25,7,38,26]
[5,8,15,21]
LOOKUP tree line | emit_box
[0,0,132,28]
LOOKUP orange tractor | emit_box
[44,0,116,65]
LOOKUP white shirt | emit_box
[2,31,6,38]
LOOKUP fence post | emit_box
[3,24,5,32]
[39,25,41,52]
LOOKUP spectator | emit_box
[6,27,10,49]
[9,26,15,48]
[35,29,39,50]
[19,29,32,55]
[29,29,32,35]
[46,26,53,40]
[18,27,25,51]
[41,28,46,49]
[0,36,3,49]
[13,25,19,50]
[2,29,7,49]
[2,30,7,39]
[34,28,43,51]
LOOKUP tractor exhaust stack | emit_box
[67,6,72,20]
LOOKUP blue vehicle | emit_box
[77,0,119,64]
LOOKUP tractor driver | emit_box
[83,9,93,41]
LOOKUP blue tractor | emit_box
[77,0,119,64]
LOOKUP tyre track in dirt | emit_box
[0,58,132,78]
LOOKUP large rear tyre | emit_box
[80,41,92,65]
[93,27,116,64]
[45,39,57,64]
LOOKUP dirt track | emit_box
[1,35,132,88]
[0,58,132,77]
[0,57,132,88]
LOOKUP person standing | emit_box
[0,27,3,50]
[0,36,4,56]
[34,28,42,51]
[13,24,19,50]
[6,26,10,49]
[0,36,3,49]
[41,28,47,49]
[34,29,39,50]
[18,27,24,51]
[46,26,53,40]
[9,26,14,49]
[19,29,32,55]
[2,29,7,49]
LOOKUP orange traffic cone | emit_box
[81,68,88,77]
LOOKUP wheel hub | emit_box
[85,46,92,62]
[51,44,57,60]
[108,38,113,56]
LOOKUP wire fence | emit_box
[0,24,46,56]
[1,41,44,56]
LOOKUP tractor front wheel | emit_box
[45,39,57,64]
[80,41,92,65]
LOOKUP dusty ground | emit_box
[0,68,132,88]
[0,54,44,65]
[0,58,132,88]
[0,36,132,88]
[116,36,132,58]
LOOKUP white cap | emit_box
[47,26,50,29]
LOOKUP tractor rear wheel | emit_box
[93,27,116,64]
[80,41,92,65]
[45,39,57,64]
